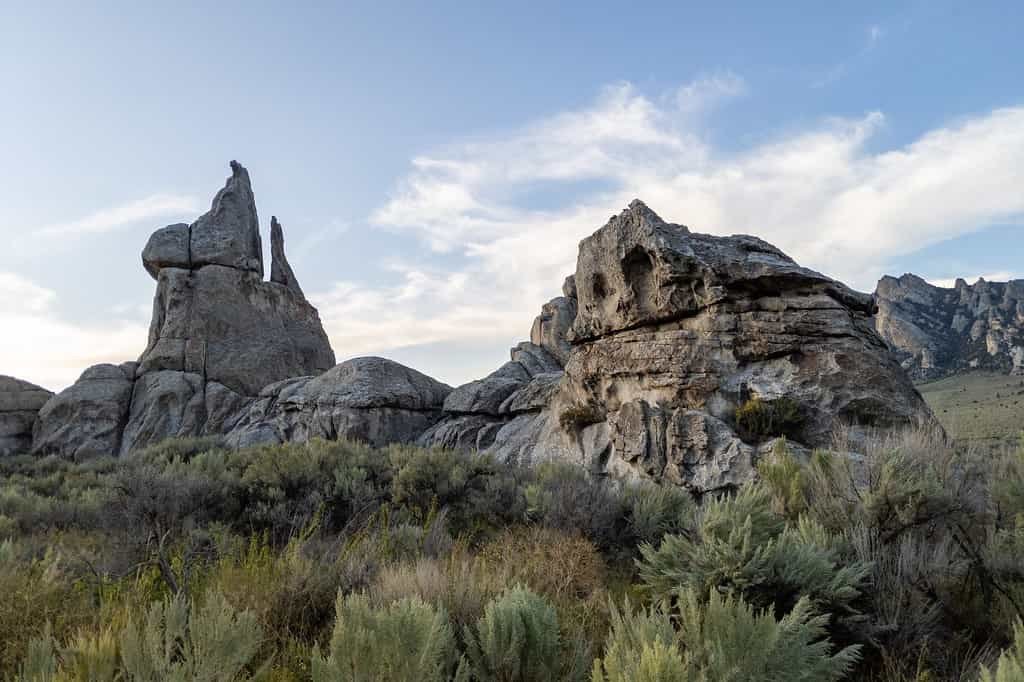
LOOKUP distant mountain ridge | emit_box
[874,273,1024,381]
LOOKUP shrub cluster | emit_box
[1,428,1022,681]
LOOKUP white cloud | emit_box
[0,272,147,391]
[309,81,1024,385]
[37,194,200,236]
[927,272,1022,288]
[812,24,885,88]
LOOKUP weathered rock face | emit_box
[225,357,452,448]
[874,274,1024,380]
[32,162,338,458]
[24,170,937,487]
[119,162,337,454]
[0,377,52,456]
[429,201,936,493]
[33,364,136,460]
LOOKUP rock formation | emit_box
[32,162,340,458]
[226,357,451,448]
[16,164,938,492]
[423,201,936,492]
[33,364,136,460]
[0,376,52,456]
[874,274,1024,380]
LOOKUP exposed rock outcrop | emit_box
[0,376,52,456]
[874,274,1024,380]
[33,364,136,460]
[33,162,339,458]
[24,165,938,489]
[426,201,936,493]
[225,357,452,448]
[270,216,304,297]
[119,162,337,454]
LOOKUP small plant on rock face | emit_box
[733,397,803,442]
[559,403,607,432]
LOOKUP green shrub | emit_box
[463,586,563,682]
[19,626,121,682]
[389,445,523,538]
[675,588,859,681]
[480,526,609,650]
[524,461,626,552]
[734,397,803,442]
[592,590,859,682]
[622,481,695,549]
[1,541,92,678]
[559,404,607,432]
[312,591,456,682]
[371,550,504,637]
[211,533,378,664]
[590,598,680,682]
[982,618,1024,682]
[637,484,869,635]
[120,591,264,681]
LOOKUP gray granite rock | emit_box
[121,371,205,455]
[142,223,190,279]
[225,357,452,448]
[188,161,264,275]
[530,296,577,364]
[33,364,135,460]
[0,376,53,456]
[139,263,334,396]
[270,216,304,297]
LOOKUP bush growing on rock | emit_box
[733,396,804,442]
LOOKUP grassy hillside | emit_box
[917,372,1024,449]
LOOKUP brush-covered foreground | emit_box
[1,432,1023,681]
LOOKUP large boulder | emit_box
[138,263,334,396]
[225,357,452,448]
[874,274,1024,380]
[418,340,568,454]
[436,201,937,493]
[0,376,52,456]
[33,364,136,460]
[552,201,935,489]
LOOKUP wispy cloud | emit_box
[927,272,1022,288]
[306,80,1024,384]
[812,24,885,88]
[37,194,200,236]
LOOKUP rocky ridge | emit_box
[4,165,938,493]
[874,274,1024,381]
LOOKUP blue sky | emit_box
[2,1,1023,390]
